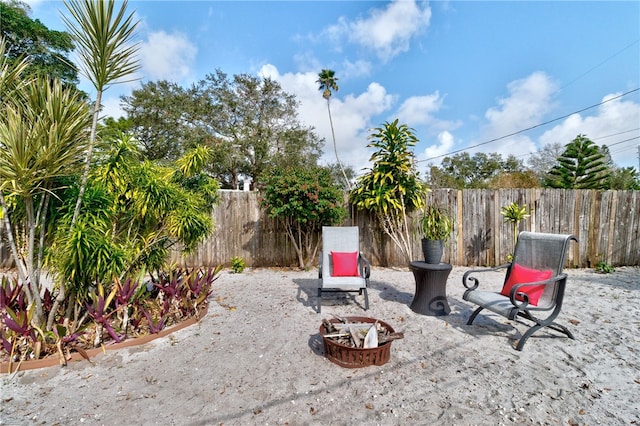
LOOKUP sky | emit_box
[22,0,640,174]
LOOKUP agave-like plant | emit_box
[501,202,530,253]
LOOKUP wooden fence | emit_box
[174,188,639,268]
[2,189,639,268]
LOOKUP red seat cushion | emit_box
[501,263,553,306]
[331,251,359,277]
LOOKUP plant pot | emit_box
[422,239,444,264]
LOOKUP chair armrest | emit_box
[462,264,510,291]
[509,273,567,308]
[358,253,371,279]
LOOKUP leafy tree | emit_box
[62,0,141,227]
[0,46,93,327]
[488,170,540,188]
[350,119,426,262]
[121,80,194,161]
[122,70,322,188]
[98,116,133,141]
[1,1,79,87]
[317,69,349,189]
[193,71,322,189]
[326,162,356,190]
[47,136,217,329]
[608,167,640,190]
[545,135,608,189]
[527,142,564,183]
[428,152,525,189]
[260,166,346,269]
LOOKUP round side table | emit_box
[409,261,452,316]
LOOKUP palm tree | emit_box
[61,0,140,227]
[316,69,350,189]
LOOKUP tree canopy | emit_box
[1,0,79,87]
[121,70,323,189]
[260,165,346,268]
[428,152,525,189]
[350,119,426,261]
[545,135,608,189]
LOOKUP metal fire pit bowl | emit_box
[319,316,395,368]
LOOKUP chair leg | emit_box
[467,307,484,325]
[515,322,574,351]
[515,324,543,351]
[548,322,575,340]
[363,288,369,311]
[317,287,322,313]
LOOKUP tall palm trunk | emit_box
[326,100,350,190]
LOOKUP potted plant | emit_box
[417,205,453,264]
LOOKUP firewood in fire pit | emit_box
[322,318,403,349]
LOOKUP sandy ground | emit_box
[1,266,639,426]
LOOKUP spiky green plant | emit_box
[501,202,530,252]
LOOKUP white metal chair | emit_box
[318,226,370,313]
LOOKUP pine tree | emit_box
[545,135,608,189]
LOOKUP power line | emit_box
[511,129,640,160]
[558,39,640,92]
[418,88,640,163]
[592,128,640,141]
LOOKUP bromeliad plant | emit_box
[1,267,221,367]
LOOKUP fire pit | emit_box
[319,316,399,368]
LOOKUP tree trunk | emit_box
[71,89,102,228]
[326,100,350,190]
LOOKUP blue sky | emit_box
[25,0,640,173]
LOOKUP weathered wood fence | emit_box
[173,188,639,268]
[2,189,639,268]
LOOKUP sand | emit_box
[1,266,639,425]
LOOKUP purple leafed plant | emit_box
[2,307,35,341]
[0,276,25,312]
[141,307,166,334]
[115,278,138,308]
[85,294,122,343]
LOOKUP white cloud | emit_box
[341,59,372,79]
[325,0,431,62]
[539,93,640,168]
[395,92,461,132]
[138,30,197,83]
[419,131,456,167]
[258,64,395,173]
[478,71,558,158]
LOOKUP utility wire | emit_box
[418,88,640,163]
[511,128,640,160]
[557,39,639,92]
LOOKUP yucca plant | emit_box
[62,0,141,227]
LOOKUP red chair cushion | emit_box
[501,263,552,306]
[331,251,359,277]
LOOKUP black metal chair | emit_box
[462,231,578,350]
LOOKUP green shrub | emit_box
[595,261,615,274]
[230,256,246,273]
